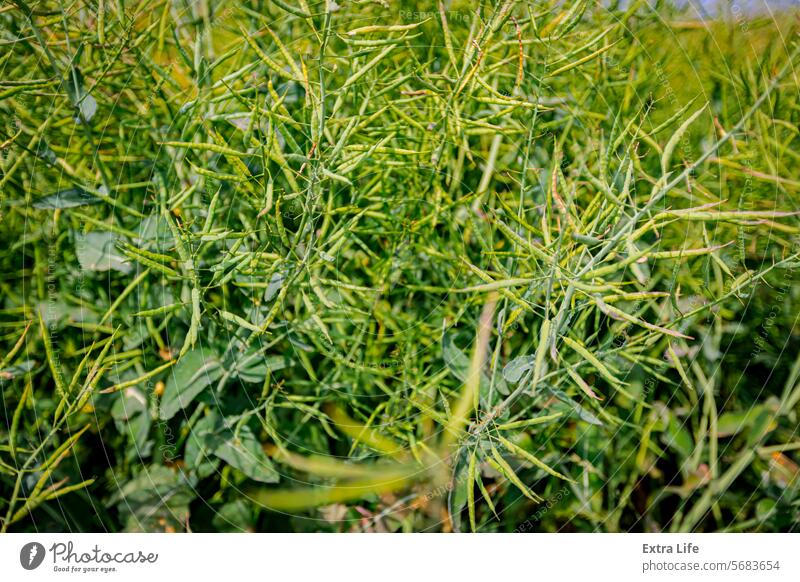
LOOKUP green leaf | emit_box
[442,333,510,398]
[551,389,603,426]
[717,409,759,437]
[755,498,776,521]
[231,351,291,384]
[212,425,279,483]
[447,448,471,531]
[114,466,196,532]
[111,388,152,462]
[66,67,98,123]
[75,231,132,273]
[159,349,224,420]
[503,355,535,383]
[746,408,773,448]
[213,499,255,532]
[0,360,35,379]
[136,215,174,251]
[33,188,100,209]
[661,413,694,460]
[184,411,221,479]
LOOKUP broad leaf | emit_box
[503,355,536,383]
[75,231,132,273]
[159,349,224,420]
[232,351,291,383]
[212,425,279,483]
[66,67,98,123]
[33,188,99,209]
[114,466,196,532]
[442,333,510,397]
[184,411,221,479]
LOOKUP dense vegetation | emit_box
[1,0,799,533]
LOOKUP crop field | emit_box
[1,0,799,533]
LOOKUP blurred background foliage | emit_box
[1,0,799,532]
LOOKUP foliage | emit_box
[1,0,799,532]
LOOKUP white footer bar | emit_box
[1,534,796,581]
